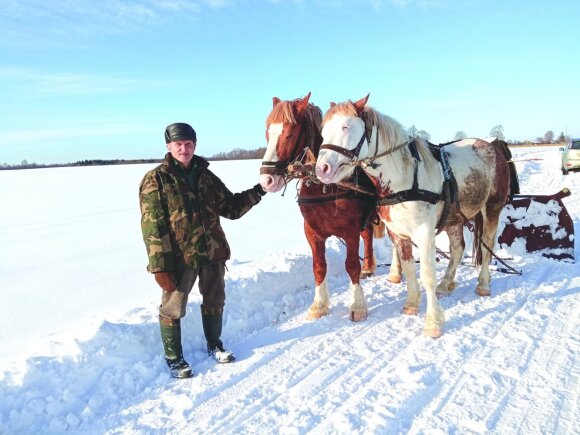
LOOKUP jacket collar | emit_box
[164,152,209,174]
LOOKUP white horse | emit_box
[315,95,512,337]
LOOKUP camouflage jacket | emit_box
[139,153,263,272]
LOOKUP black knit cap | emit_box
[164,122,197,143]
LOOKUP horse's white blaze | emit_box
[264,123,283,161]
[316,115,368,184]
[260,123,286,192]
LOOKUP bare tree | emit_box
[454,131,467,140]
[489,125,505,140]
[558,131,566,143]
[407,125,418,138]
[417,129,431,141]
[543,130,554,143]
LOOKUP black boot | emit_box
[159,317,193,378]
[201,306,235,363]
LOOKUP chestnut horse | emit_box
[259,93,380,321]
[315,95,512,337]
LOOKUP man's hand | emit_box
[154,272,177,292]
[253,183,267,196]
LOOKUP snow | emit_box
[1,147,578,434]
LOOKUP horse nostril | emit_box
[265,175,274,186]
[322,163,331,174]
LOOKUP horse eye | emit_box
[342,126,348,131]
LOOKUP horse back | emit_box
[444,138,511,218]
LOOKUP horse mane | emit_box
[267,99,323,155]
[323,101,434,168]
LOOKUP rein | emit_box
[320,128,410,170]
[260,127,305,176]
[459,209,522,275]
[319,129,367,160]
[261,120,378,198]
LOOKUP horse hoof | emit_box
[424,328,443,339]
[349,310,368,322]
[387,274,402,284]
[436,290,452,299]
[402,306,418,315]
[360,270,374,279]
[476,287,491,297]
[306,308,328,320]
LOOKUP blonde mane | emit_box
[266,99,323,153]
[267,99,322,130]
[323,101,434,169]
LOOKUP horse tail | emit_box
[507,159,520,200]
[472,212,484,266]
[491,139,520,201]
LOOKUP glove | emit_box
[154,272,177,292]
[253,183,267,196]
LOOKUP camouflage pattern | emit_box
[139,153,263,273]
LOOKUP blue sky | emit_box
[1,0,579,164]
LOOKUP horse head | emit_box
[260,92,323,193]
[315,95,371,185]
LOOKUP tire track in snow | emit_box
[232,307,423,433]
[167,271,416,433]
[174,303,395,433]
[491,276,579,434]
[406,262,578,433]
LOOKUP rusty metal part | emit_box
[498,188,574,262]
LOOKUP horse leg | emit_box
[417,228,445,338]
[304,223,330,319]
[476,207,502,297]
[344,234,367,322]
[388,244,403,284]
[436,224,465,297]
[392,237,420,315]
[385,228,402,283]
[359,225,376,279]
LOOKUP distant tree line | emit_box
[0,147,267,170]
[0,158,162,170]
[407,124,572,146]
[209,147,266,161]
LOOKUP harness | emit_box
[378,141,459,234]
[260,128,305,176]
[320,128,459,235]
[297,166,378,231]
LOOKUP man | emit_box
[139,122,266,379]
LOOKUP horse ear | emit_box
[329,102,336,108]
[272,97,281,107]
[353,94,370,113]
[295,92,311,114]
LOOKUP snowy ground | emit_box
[0,147,578,434]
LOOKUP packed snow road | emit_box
[0,146,578,434]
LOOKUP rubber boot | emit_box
[159,316,193,378]
[201,306,235,363]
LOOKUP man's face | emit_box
[167,140,196,167]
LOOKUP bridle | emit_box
[260,127,305,176]
[320,124,410,170]
[319,129,367,161]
